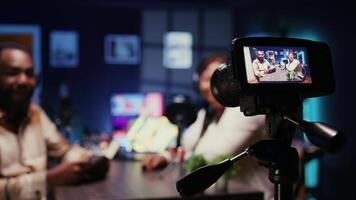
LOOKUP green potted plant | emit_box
[185,154,207,173]
[287,70,297,80]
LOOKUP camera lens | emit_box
[210,63,240,107]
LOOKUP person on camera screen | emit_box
[252,50,274,78]
[286,50,304,79]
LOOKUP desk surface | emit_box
[55,161,263,200]
[259,66,300,82]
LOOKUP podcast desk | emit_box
[55,160,263,200]
[258,66,292,82]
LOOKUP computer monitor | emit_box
[108,92,177,157]
[110,92,164,130]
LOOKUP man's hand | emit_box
[82,155,110,182]
[259,71,265,77]
[142,154,168,171]
[47,162,87,186]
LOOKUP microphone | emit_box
[165,95,197,148]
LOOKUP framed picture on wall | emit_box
[50,31,79,68]
[163,32,193,69]
[104,34,140,65]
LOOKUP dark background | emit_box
[1,0,355,199]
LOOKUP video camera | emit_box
[210,37,342,153]
[211,37,335,111]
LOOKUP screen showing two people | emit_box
[243,46,312,84]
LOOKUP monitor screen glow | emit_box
[111,92,164,130]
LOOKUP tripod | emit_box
[176,95,343,200]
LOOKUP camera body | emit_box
[211,37,335,108]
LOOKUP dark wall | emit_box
[41,3,141,132]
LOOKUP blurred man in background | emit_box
[0,43,109,200]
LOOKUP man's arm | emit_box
[37,106,109,184]
[0,170,47,199]
[0,161,90,199]
[252,60,262,77]
[0,105,89,200]
[266,60,274,69]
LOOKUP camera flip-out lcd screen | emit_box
[210,37,334,105]
[243,46,312,84]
